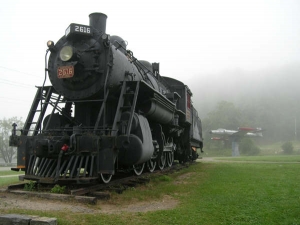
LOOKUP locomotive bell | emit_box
[47,40,54,48]
[47,40,56,52]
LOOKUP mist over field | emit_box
[189,63,300,143]
[0,0,299,146]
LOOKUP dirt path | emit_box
[0,169,183,214]
[0,191,178,214]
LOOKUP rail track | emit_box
[5,161,195,204]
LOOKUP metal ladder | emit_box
[111,81,140,136]
[23,86,59,136]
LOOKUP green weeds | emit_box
[50,184,66,194]
[152,175,172,182]
[24,181,36,191]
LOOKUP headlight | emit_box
[59,46,73,61]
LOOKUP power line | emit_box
[0,78,34,88]
[0,96,32,103]
[0,81,33,89]
[0,65,41,78]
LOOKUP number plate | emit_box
[65,23,92,38]
[57,65,74,79]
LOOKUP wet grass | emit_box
[0,169,24,187]
[204,140,300,157]
[1,157,300,225]
[0,170,24,176]
[0,177,22,187]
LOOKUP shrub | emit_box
[281,141,294,154]
[239,138,260,155]
[24,181,36,191]
[50,184,66,194]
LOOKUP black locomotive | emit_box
[10,13,203,183]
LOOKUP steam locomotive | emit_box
[10,13,203,184]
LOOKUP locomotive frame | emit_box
[10,13,203,184]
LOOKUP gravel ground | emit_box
[0,165,179,213]
[0,192,178,214]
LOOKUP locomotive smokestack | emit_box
[89,13,107,33]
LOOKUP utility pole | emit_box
[295,118,297,141]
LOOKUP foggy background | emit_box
[0,0,299,143]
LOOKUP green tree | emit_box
[0,117,24,163]
[203,101,248,148]
[203,101,244,130]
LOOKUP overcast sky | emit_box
[0,0,299,120]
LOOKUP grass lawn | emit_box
[0,170,24,176]
[214,155,300,162]
[204,140,300,157]
[1,156,300,225]
[0,169,24,187]
[0,177,23,187]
